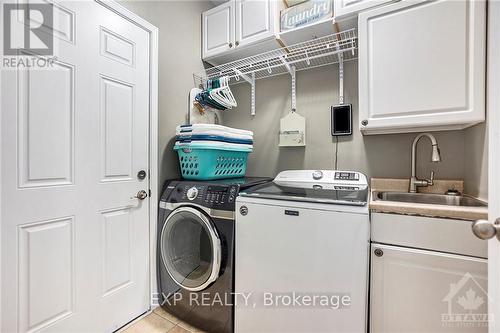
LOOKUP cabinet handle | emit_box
[374,248,383,257]
[229,42,233,48]
[361,119,368,126]
[235,41,240,47]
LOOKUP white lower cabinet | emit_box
[370,244,488,333]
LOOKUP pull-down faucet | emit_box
[409,133,441,193]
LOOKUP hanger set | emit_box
[194,76,237,113]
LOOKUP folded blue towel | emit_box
[175,141,253,152]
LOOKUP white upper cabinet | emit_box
[235,0,277,48]
[334,0,396,20]
[358,0,486,135]
[202,0,281,64]
[202,1,235,59]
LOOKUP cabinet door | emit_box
[202,1,235,59]
[371,244,488,333]
[359,0,486,134]
[235,0,277,48]
[334,0,395,20]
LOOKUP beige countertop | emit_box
[369,178,488,221]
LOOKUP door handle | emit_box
[131,190,148,200]
[472,218,500,241]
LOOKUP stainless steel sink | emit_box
[374,191,487,207]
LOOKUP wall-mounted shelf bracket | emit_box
[234,69,256,116]
[279,56,297,112]
[290,66,297,112]
[338,52,344,105]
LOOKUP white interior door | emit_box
[1,1,152,332]
[91,4,151,332]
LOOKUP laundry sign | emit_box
[280,0,332,32]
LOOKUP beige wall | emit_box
[225,62,487,196]
[464,123,488,201]
[120,0,212,191]
[121,1,487,199]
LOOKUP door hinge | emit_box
[149,189,152,197]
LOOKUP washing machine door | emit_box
[160,206,222,292]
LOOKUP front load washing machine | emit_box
[157,177,271,333]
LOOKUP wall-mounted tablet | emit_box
[331,104,352,136]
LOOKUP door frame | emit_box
[0,0,159,326]
[488,0,500,332]
[94,0,159,313]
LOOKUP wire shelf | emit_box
[194,28,357,87]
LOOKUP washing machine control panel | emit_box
[205,185,235,206]
[171,183,240,210]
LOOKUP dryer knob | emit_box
[312,170,323,180]
[187,187,199,201]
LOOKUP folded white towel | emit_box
[176,124,253,137]
[176,130,253,141]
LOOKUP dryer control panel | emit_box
[164,182,240,211]
[273,170,368,188]
[334,172,360,181]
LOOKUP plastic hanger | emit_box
[209,77,237,109]
[194,76,237,111]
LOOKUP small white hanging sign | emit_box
[279,112,306,147]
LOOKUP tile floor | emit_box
[121,307,207,333]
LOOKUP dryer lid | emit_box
[239,170,368,206]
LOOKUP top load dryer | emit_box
[235,170,370,333]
